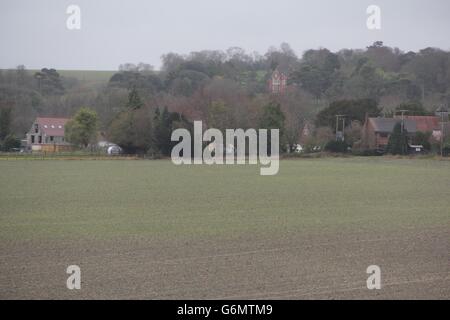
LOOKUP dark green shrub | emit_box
[324,140,350,153]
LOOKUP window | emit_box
[38,136,42,144]
[50,136,54,142]
[31,135,35,143]
[51,125,55,128]
[34,124,39,133]
[44,125,48,128]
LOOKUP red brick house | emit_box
[362,115,443,150]
[362,118,417,150]
[268,68,288,94]
[26,117,72,152]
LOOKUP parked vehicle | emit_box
[107,145,123,155]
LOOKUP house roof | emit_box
[369,118,417,133]
[398,116,440,132]
[35,117,70,136]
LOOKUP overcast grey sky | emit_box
[1,0,449,70]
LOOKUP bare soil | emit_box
[1,226,448,299]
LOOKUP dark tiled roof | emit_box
[369,118,417,133]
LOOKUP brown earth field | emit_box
[1,227,449,299]
[0,159,449,299]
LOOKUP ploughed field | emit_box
[0,158,449,299]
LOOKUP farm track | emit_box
[1,226,448,299]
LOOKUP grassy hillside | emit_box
[56,70,116,83]
[1,69,116,83]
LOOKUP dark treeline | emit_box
[1,42,450,153]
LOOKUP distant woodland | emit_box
[1,42,450,153]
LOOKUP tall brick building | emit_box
[268,68,288,94]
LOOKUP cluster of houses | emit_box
[361,107,449,152]
[24,109,448,155]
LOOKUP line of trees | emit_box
[0,107,21,151]
[1,42,450,155]
[104,88,287,155]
